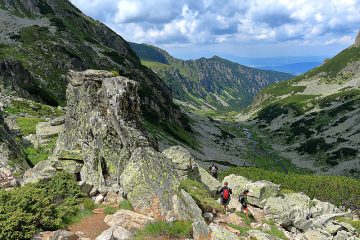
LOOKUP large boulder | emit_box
[198,166,221,195]
[172,189,211,240]
[162,145,201,181]
[244,180,280,208]
[209,223,239,240]
[222,174,251,197]
[104,209,155,232]
[36,121,64,144]
[54,70,156,188]
[247,230,282,240]
[120,147,180,219]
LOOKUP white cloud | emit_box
[71,0,360,47]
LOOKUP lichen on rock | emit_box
[54,70,156,187]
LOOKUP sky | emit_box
[70,0,360,60]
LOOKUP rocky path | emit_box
[68,208,109,240]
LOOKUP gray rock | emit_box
[209,223,239,240]
[222,174,251,197]
[54,70,156,188]
[0,112,29,184]
[247,230,282,240]
[88,187,98,197]
[192,220,211,240]
[94,194,104,204]
[113,226,132,240]
[120,147,180,219]
[49,230,79,240]
[77,181,93,195]
[50,116,65,126]
[355,30,360,46]
[244,180,280,208]
[36,121,64,144]
[162,145,201,181]
[303,229,328,240]
[203,212,214,221]
[22,159,57,185]
[198,166,221,195]
[95,228,114,240]
[104,209,155,232]
[173,189,204,222]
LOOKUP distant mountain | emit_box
[130,43,294,113]
[244,33,360,177]
[259,62,322,75]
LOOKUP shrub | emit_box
[119,200,133,210]
[134,220,193,240]
[179,179,223,213]
[0,172,84,239]
[83,198,96,211]
[104,206,116,215]
[219,167,360,210]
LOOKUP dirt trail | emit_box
[68,208,109,240]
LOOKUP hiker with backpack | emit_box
[218,181,232,213]
[239,189,251,218]
[209,162,219,179]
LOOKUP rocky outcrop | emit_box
[36,121,63,144]
[223,174,280,208]
[120,147,180,219]
[54,70,155,188]
[355,31,360,47]
[0,111,29,187]
[198,166,221,195]
[104,209,155,232]
[162,145,201,181]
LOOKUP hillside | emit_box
[130,43,293,114]
[241,32,360,178]
[0,0,185,127]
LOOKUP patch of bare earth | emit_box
[67,208,109,239]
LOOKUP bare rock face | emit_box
[54,70,156,188]
[355,31,360,46]
[0,111,29,187]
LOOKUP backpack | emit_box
[239,195,245,205]
[223,188,229,200]
[211,166,217,173]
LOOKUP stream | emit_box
[242,126,288,173]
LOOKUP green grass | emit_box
[179,179,223,213]
[236,211,255,225]
[262,219,288,240]
[227,223,254,236]
[24,136,57,165]
[134,220,193,240]
[336,217,360,233]
[5,100,64,117]
[119,200,133,210]
[219,167,360,210]
[16,117,46,135]
[104,206,117,215]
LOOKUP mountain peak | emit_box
[355,30,360,46]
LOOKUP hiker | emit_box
[219,181,232,213]
[239,189,250,218]
[208,162,219,179]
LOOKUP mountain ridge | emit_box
[130,42,294,114]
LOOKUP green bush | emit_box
[83,198,96,211]
[179,179,223,213]
[104,206,116,215]
[119,200,133,210]
[0,172,84,239]
[219,167,360,209]
[134,220,193,239]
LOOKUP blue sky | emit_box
[71,0,360,60]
